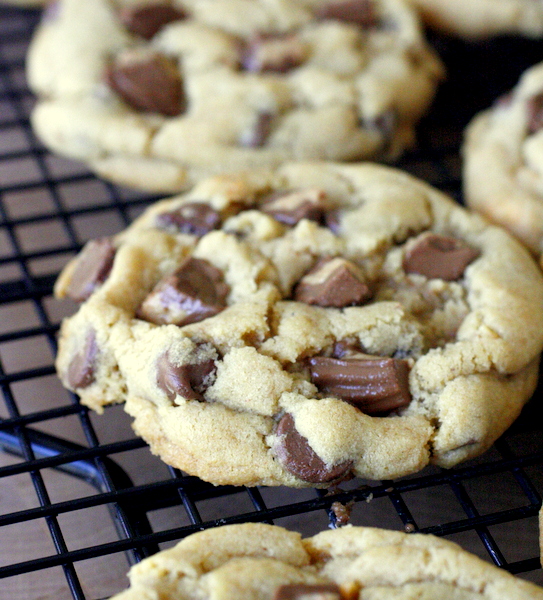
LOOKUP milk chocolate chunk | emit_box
[242,34,306,73]
[65,237,115,302]
[155,202,221,236]
[137,257,229,326]
[274,413,352,483]
[294,257,372,308]
[317,0,377,27]
[157,352,216,401]
[403,233,479,281]
[120,3,186,39]
[308,355,411,414]
[240,111,273,147]
[261,188,328,226]
[274,583,343,600]
[527,93,543,134]
[66,330,98,389]
[324,209,342,235]
[106,51,184,116]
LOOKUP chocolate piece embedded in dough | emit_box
[274,583,343,600]
[119,3,186,39]
[261,189,328,226]
[294,257,372,307]
[156,352,216,401]
[105,51,185,116]
[527,93,543,134]
[242,34,306,73]
[308,355,411,414]
[317,0,377,27]
[274,413,352,483]
[155,202,221,236]
[64,237,115,302]
[66,330,98,389]
[137,257,229,326]
[403,233,479,281]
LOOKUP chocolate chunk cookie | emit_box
[106,523,543,600]
[27,0,443,193]
[464,61,543,268]
[405,0,543,39]
[54,163,543,487]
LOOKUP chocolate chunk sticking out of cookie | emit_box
[137,257,229,326]
[240,111,274,148]
[261,188,329,226]
[155,202,221,236]
[527,93,543,134]
[308,355,411,415]
[294,257,372,308]
[242,34,307,73]
[64,237,116,302]
[105,50,184,117]
[156,351,216,401]
[119,3,186,40]
[274,413,353,483]
[274,583,344,600]
[66,330,98,389]
[403,233,480,281]
[317,0,377,27]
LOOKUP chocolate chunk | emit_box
[105,51,184,116]
[242,34,306,73]
[137,257,229,326]
[120,3,186,39]
[317,0,377,27]
[274,583,343,600]
[324,209,341,234]
[155,202,221,236]
[403,233,479,281]
[65,237,115,302]
[294,257,372,308]
[527,93,543,134]
[240,111,274,147]
[66,330,98,389]
[274,413,352,483]
[261,189,328,226]
[156,351,216,401]
[308,355,411,414]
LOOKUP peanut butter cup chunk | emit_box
[261,189,328,227]
[403,233,479,281]
[63,237,115,302]
[105,50,184,116]
[308,355,411,414]
[274,583,343,600]
[156,351,216,401]
[294,257,372,308]
[274,413,353,484]
[119,3,186,40]
[66,330,98,389]
[155,202,221,235]
[137,257,229,326]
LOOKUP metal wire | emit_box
[0,6,542,599]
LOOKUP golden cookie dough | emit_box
[55,162,543,487]
[107,523,543,599]
[463,61,543,268]
[405,0,543,39]
[27,0,443,193]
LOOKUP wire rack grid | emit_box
[0,6,542,600]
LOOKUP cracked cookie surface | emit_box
[464,61,543,269]
[405,0,543,39]
[55,162,543,487]
[107,523,543,600]
[27,0,443,193]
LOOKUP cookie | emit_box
[54,162,543,488]
[463,61,543,267]
[27,0,443,193]
[405,0,543,39]
[107,522,543,599]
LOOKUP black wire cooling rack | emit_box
[1,6,543,599]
